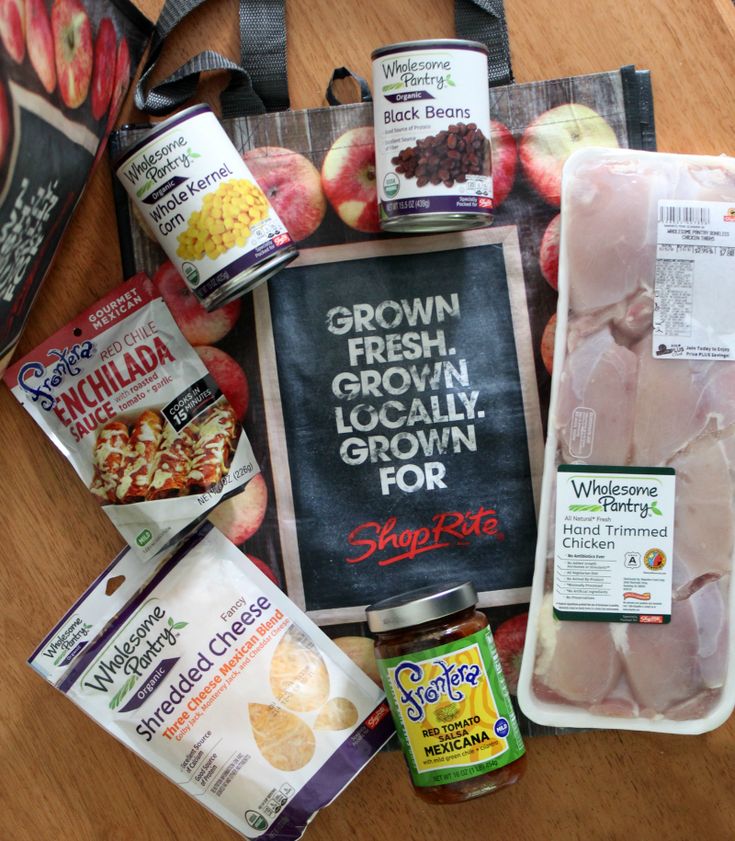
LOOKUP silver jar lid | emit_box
[365,581,477,633]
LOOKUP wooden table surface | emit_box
[3,1,735,839]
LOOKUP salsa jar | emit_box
[366,581,526,804]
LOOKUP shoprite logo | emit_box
[345,505,504,567]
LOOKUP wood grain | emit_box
[2,1,734,840]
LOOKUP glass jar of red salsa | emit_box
[366,581,526,804]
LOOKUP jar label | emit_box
[376,627,524,787]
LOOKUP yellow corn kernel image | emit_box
[176,179,270,260]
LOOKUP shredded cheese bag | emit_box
[29,524,392,840]
[4,275,259,560]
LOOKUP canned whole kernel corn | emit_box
[116,105,298,311]
[372,40,493,232]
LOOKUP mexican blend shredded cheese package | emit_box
[4,275,258,559]
[29,524,393,840]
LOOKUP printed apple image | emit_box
[90,17,116,119]
[539,213,561,290]
[493,613,528,695]
[0,76,11,172]
[24,0,55,93]
[332,636,381,686]
[321,126,380,234]
[105,32,129,131]
[490,120,517,207]
[152,260,241,346]
[195,345,250,421]
[209,473,268,545]
[0,0,25,63]
[51,0,92,109]
[541,312,556,375]
[242,146,327,242]
[519,104,618,206]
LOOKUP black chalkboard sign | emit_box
[259,229,543,622]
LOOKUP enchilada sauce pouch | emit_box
[4,274,258,559]
[29,524,393,841]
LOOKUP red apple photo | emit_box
[90,17,116,119]
[520,103,618,206]
[0,0,25,63]
[540,312,556,375]
[105,34,129,131]
[195,345,250,421]
[209,473,268,545]
[242,146,327,242]
[0,76,11,171]
[490,119,517,207]
[321,126,380,234]
[539,213,561,290]
[152,260,241,346]
[493,612,528,695]
[24,0,55,93]
[51,0,92,109]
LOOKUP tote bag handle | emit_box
[136,0,513,116]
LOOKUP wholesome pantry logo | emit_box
[81,601,187,710]
[345,505,503,566]
[379,54,456,93]
[566,475,664,519]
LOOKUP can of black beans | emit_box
[371,40,493,232]
[372,39,493,231]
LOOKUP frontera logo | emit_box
[81,602,187,709]
[392,657,481,723]
[567,476,663,519]
[17,341,95,410]
[346,506,503,567]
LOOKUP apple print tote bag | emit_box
[0,0,152,375]
[109,0,656,737]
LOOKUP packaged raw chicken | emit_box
[518,148,735,733]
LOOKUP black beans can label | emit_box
[115,105,297,311]
[372,40,493,232]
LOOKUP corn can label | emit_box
[372,41,493,227]
[377,628,524,787]
[116,105,295,306]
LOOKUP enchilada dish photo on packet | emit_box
[4,274,259,560]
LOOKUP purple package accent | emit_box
[382,193,493,219]
[261,702,394,841]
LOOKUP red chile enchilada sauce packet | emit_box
[4,275,259,559]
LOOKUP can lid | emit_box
[365,581,477,633]
[371,39,489,60]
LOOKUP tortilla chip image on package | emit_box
[29,524,393,841]
[4,275,259,560]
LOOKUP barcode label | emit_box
[658,204,711,226]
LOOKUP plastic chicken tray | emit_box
[519,148,735,734]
